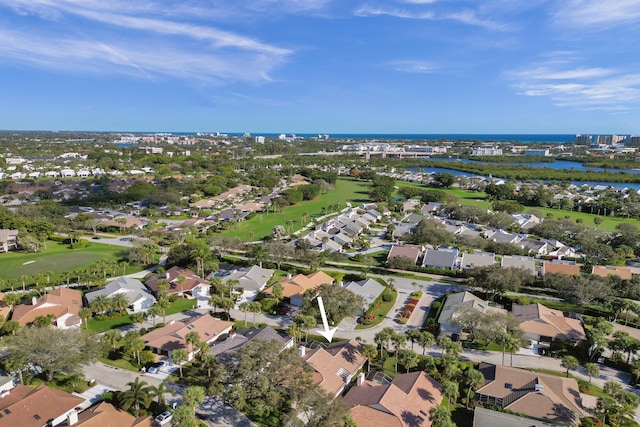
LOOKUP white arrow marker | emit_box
[316,296,337,343]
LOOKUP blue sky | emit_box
[1,0,639,134]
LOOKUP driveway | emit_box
[196,397,257,427]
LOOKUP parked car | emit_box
[148,361,167,374]
[155,411,173,425]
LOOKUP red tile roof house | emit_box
[512,303,586,346]
[60,402,153,427]
[592,265,633,280]
[11,288,83,328]
[299,340,366,398]
[0,384,84,427]
[343,371,444,427]
[145,266,208,297]
[387,244,423,266]
[263,271,334,307]
[475,363,587,425]
[142,314,233,361]
[542,261,581,276]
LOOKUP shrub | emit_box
[431,301,441,310]
[408,298,420,305]
[577,379,590,393]
[382,293,393,302]
[397,317,408,324]
[168,295,179,302]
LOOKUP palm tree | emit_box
[185,331,201,356]
[201,353,219,379]
[405,329,421,351]
[149,381,172,409]
[90,294,112,315]
[119,261,130,276]
[248,301,262,325]
[119,377,152,417]
[130,312,145,328]
[175,274,188,297]
[104,329,121,350]
[386,277,396,294]
[442,380,459,408]
[239,301,250,326]
[398,349,419,373]
[111,293,130,313]
[361,344,378,372]
[288,322,301,344]
[18,275,28,292]
[156,298,171,324]
[219,297,234,318]
[251,244,269,268]
[584,362,600,384]
[172,349,188,378]
[561,355,579,378]
[417,331,435,355]
[464,368,485,409]
[2,320,19,336]
[429,404,453,427]
[2,293,21,309]
[79,307,92,330]
[391,333,406,373]
[147,304,161,325]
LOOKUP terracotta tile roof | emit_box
[512,303,586,342]
[543,261,580,276]
[146,266,208,294]
[343,371,444,427]
[142,314,233,353]
[592,265,633,280]
[476,363,586,424]
[264,271,334,299]
[301,340,367,396]
[387,245,422,264]
[62,402,153,427]
[0,384,84,427]
[11,288,83,327]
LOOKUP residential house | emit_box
[142,314,233,360]
[263,271,334,306]
[0,229,18,252]
[221,265,275,304]
[592,265,633,280]
[101,216,146,230]
[0,384,84,427]
[472,407,551,427]
[484,230,524,245]
[343,278,386,313]
[343,371,444,427]
[512,303,586,345]
[387,244,423,266]
[11,288,82,328]
[460,252,495,269]
[501,255,537,275]
[422,248,458,269]
[438,291,506,337]
[209,326,294,364]
[400,213,425,225]
[519,239,551,256]
[512,213,542,232]
[146,266,208,297]
[299,340,367,397]
[61,402,153,427]
[475,363,587,425]
[0,372,14,393]
[542,261,581,277]
[85,277,156,313]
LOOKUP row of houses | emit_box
[0,167,155,180]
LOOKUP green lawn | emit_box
[0,240,128,283]
[396,183,640,232]
[356,288,397,330]
[218,177,373,240]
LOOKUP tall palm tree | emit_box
[464,368,485,409]
[361,344,378,373]
[90,295,112,315]
[172,349,188,377]
[119,377,152,417]
[251,244,269,268]
[176,275,187,296]
[429,404,453,427]
[111,293,130,313]
[391,333,407,373]
[156,298,171,324]
[185,331,201,356]
[239,301,250,326]
[104,329,121,350]
[248,301,262,325]
[417,331,435,355]
[441,380,459,409]
[79,307,92,330]
[149,381,172,409]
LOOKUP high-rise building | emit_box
[575,134,592,145]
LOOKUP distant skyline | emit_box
[0,1,639,134]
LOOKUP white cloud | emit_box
[0,0,291,84]
[389,60,437,73]
[554,0,640,27]
[509,62,640,111]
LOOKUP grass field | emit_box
[218,177,372,240]
[0,241,128,282]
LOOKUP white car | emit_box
[155,411,173,425]
[148,361,167,374]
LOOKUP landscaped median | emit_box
[356,280,397,330]
[396,291,423,324]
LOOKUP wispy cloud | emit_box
[508,63,640,111]
[554,0,640,27]
[353,3,511,30]
[389,60,437,73]
[0,0,291,83]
